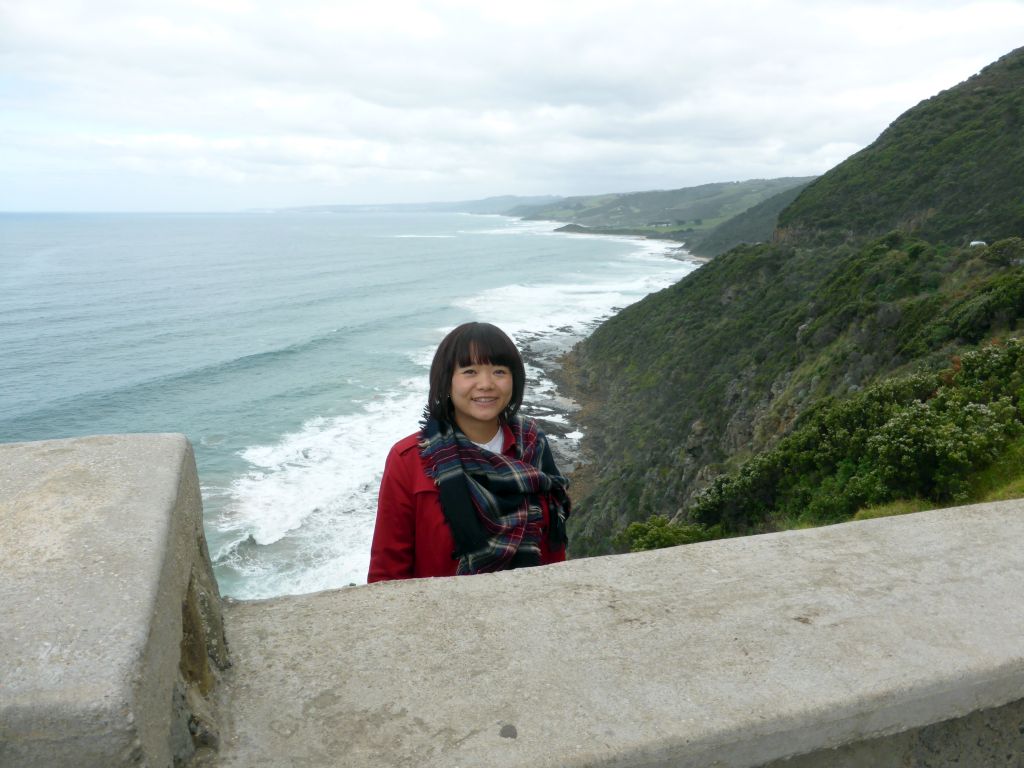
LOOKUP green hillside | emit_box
[510,177,814,245]
[562,46,1024,555]
[688,181,811,257]
[779,49,1024,246]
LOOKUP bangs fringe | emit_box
[455,331,519,369]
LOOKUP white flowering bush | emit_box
[691,339,1024,537]
[866,396,1017,501]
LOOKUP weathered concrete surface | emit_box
[760,695,1024,767]
[4,434,1023,767]
[218,501,1024,768]
[0,434,228,767]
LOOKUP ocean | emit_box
[0,210,699,597]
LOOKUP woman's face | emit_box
[450,362,513,440]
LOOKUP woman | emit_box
[368,322,570,582]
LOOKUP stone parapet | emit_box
[218,501,1024,767]
[0,434,227,767]
[2,434,1022,767]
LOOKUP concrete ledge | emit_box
[0,435,228,767]
[761,696,1024,767]
[218,500,1024,767]
[3,434,1022,766]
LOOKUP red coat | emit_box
[368,424,567,582]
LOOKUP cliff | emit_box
[562,46,1024,555]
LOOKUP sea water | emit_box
[0,211,699,597]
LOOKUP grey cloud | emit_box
[3,0,1024,210]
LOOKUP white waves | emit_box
[211,379,425,599]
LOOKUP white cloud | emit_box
[1,0,1023,210]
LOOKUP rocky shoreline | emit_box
[515,328,591,473]
[514,225,707,503]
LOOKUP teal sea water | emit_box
[1,211,698,597]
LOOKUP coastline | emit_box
[513,221,705,473]
[516,329,588,472]
[541,221,713,263]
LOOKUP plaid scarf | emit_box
[419,415,570,575]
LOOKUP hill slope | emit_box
[688,181,811,257]
[562,46,1024,555]
[779,48,1024,246]
[510,177,814,245]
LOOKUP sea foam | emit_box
[212,230,696,598]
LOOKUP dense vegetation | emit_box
[563,46,1024,555]
[689,182,810,258]
[510,177,814,250]
[693,338,1024,534]
[779,49,1024,245]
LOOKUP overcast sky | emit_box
[3,1,1023,212]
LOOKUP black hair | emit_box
[426,322,526,427]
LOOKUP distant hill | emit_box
[284,195,562,215]
[560,46,1024,556]
[281,182,819,257]
[687,181,812,257]
[509,178,815,250]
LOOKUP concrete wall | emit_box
[0,435,228,768]
[218,500,1024,768]
[760,697,1024,767]
[2,434,1023,767]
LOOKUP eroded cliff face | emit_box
[554,241,827,554]
[557,362,791,552]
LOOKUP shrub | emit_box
[690,340,1024,532]
[614,515,714,552]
